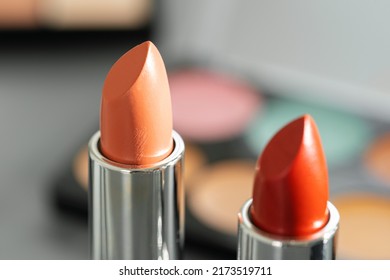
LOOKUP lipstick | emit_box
[237,115,339,260]
[89,41,185,260]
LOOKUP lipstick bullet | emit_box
[237,115,339,260]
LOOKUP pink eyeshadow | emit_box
[170,69,261,142]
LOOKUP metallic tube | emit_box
[89,131,185,260]
[237,199,339,260]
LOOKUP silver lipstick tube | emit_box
[88,131,185,260]
[237,199,339,260]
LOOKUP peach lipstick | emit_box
[89,41,185,259]
[237,115,339,260]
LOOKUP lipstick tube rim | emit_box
[89,130,185,171]
[238,199,339,246]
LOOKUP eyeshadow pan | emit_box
[187,160,255,235]
[170,69,261,142]
[364,133,390,184]
[332,193,390,259]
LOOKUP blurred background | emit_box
[1,0,390,259]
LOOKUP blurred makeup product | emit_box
[170,69,261,142]
[183,143,207,192]
[245,97,372,166]
[38,0,152,29]
[0,0,38,28]
[0,0,151,29]
[364,133,390,184]
[238,115,339,260]
[89,41,185,260]
[186,160,255,250]
[73,145,88,192]
[332,194,390,259]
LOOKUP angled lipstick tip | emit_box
[251,114,329,237]
[101,41,155,101]
[100,41,173,165]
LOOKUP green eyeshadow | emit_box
[244,97,372,166]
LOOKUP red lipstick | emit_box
[251,115,329,236]
[237,114,339,260]
[89,41,185,260]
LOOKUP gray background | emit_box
[0,38,124,259]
